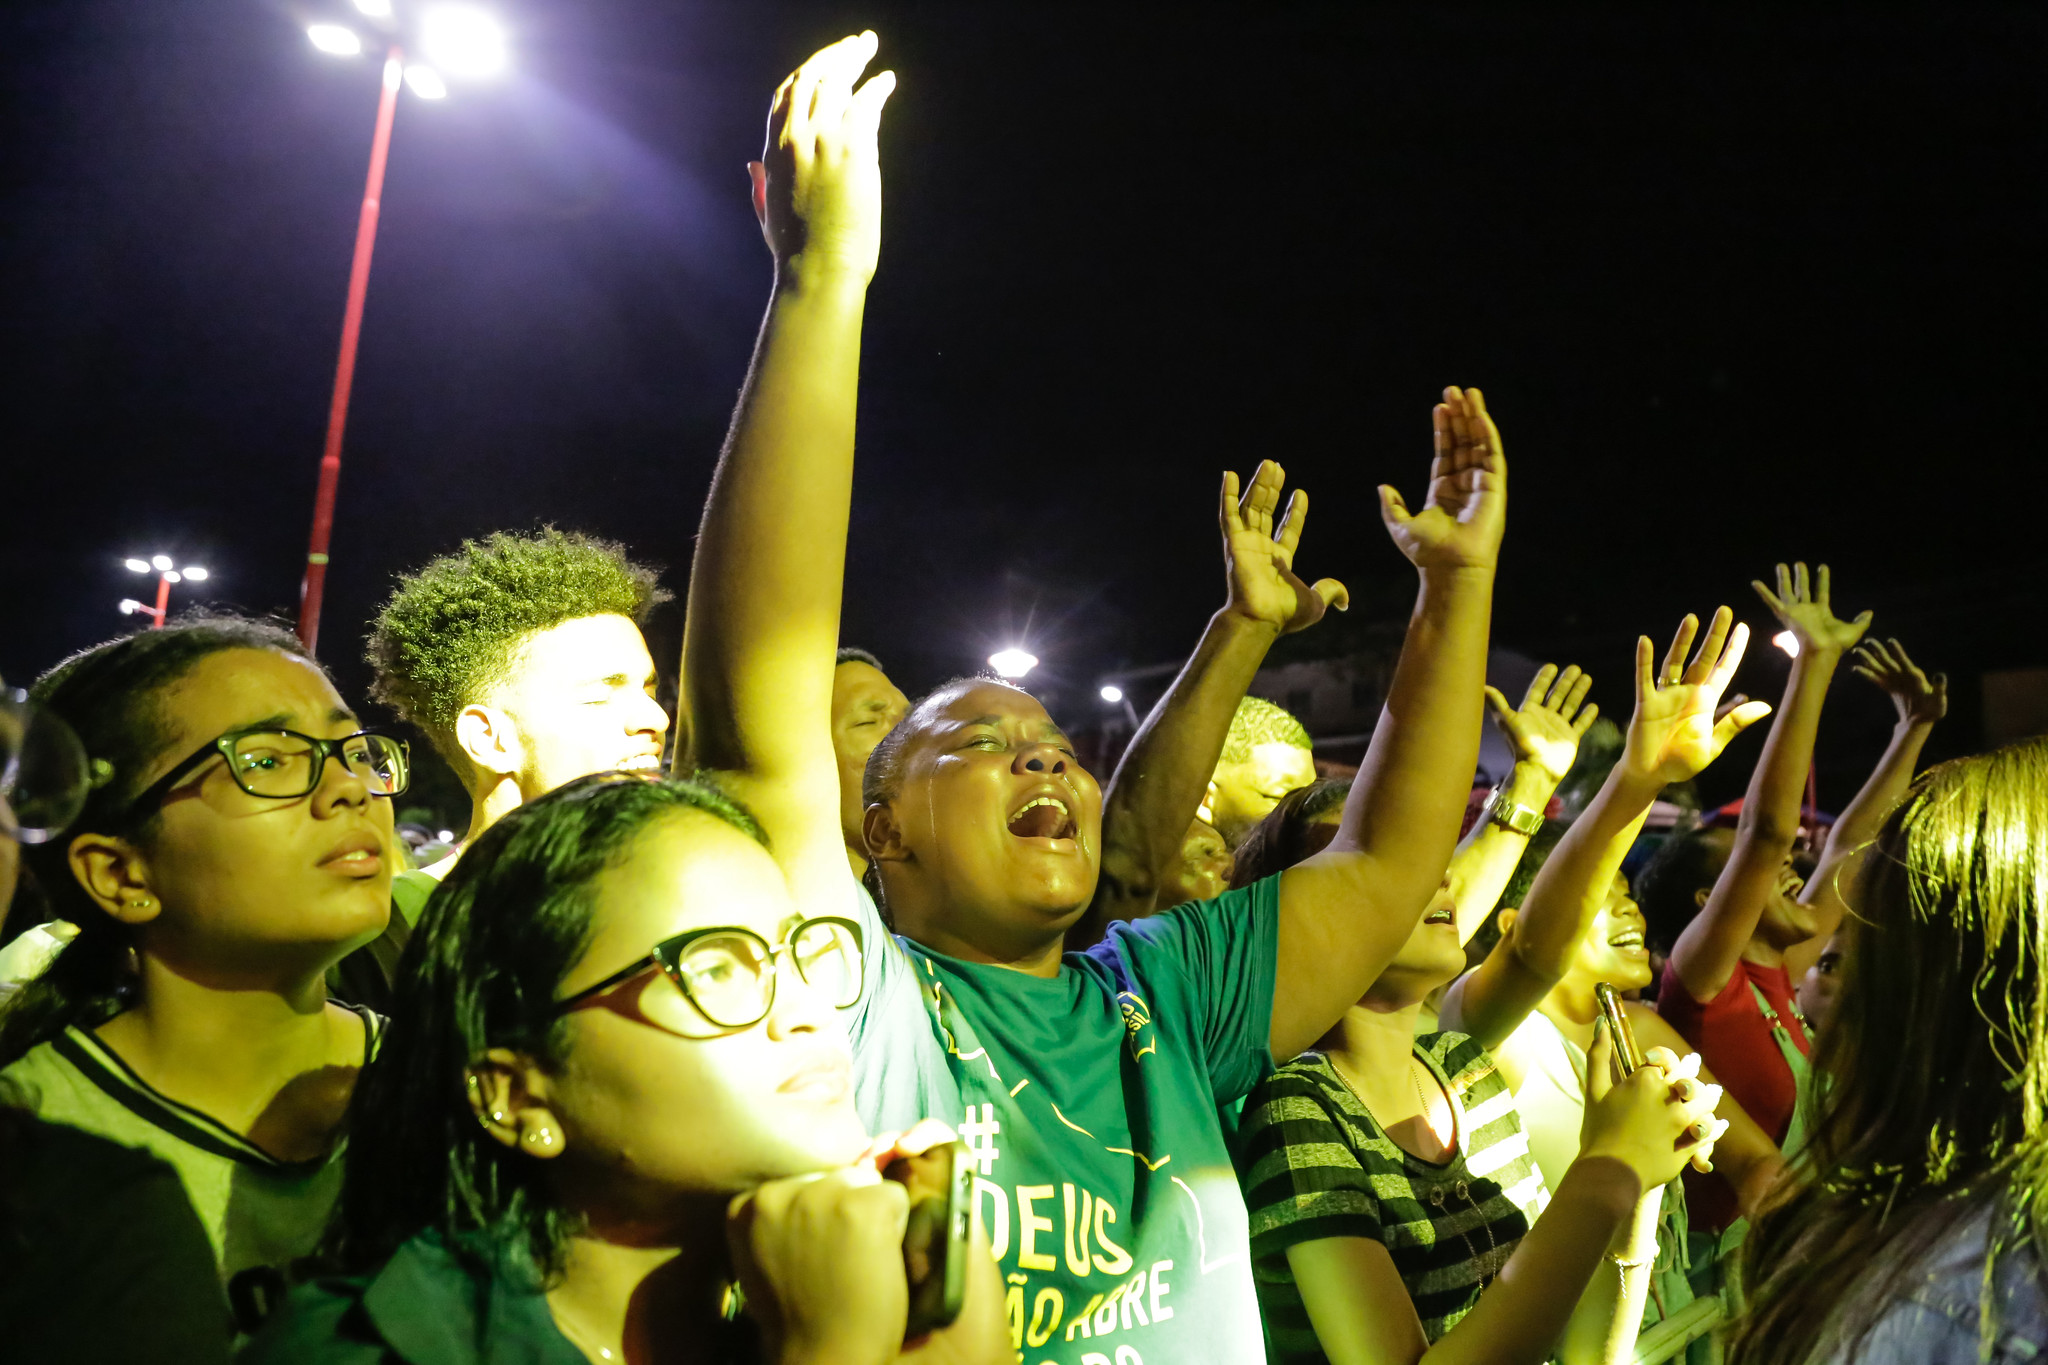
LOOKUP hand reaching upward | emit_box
[750,32,896,282]
[1219,460,1350,636]
[1380,386,1508,573]
[1484,664,1597,785]
[1851,637,1948,726]
[1617,607,1774,791]
[1751,562,1871,658]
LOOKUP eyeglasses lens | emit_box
[0,689,91,845]
[671,932,777,1029]
[228,732,407,798]
[345,734,410,794]
[792,919,862,1009]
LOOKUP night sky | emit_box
[4,1,2044,822]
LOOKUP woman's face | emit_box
[105,648,393,983]
[545,810,870,1196]
[1571,873,1652,992]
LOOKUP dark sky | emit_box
[4,1,2044,814]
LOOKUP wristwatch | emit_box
[1481,786,1545,837]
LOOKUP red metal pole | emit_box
[298,48,404,656]
[151,573,170,629]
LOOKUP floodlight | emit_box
[125,558,150,573]
[182,566,208,581]
[352,0,393,16]
[404,65,449,99]
[308,24,365,57]
[119,600,144,615]
[151,555,173,570]
[1772,630,1799,659]
[989,648,1038,679]
[1100,685,1124,704]
[419,7,506,77]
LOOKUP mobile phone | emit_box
[885,1139,973,1339]
[1594,981,1645,1078]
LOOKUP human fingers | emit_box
[1242,459,1283,537]
[1661,614,1699,685]
[1311,578,1350,613]
[1571,702,1600,738]
[1634,635,1655,709]
[1793,561,1811,604]
[1775,562,1794,606]
[1712,693,1749,723]
[1561,668,1593,718]
[810,31,878,127]
[1816,562,1830,608]
[1689,1116,1732,1173]
[1521,664,1560,712]
[1275,487,1308,559]
[1465,386,1503,466]
[1685,606,1735,685]
[846,67,896,145]
[1708,620,1751,693]
[1711,701,1774,751]
[1550,664,1585,713]
[1752,577,1786,617]
[1378,484,1413,542]
[1219,470,1244,537]
[1485,685,1516,728]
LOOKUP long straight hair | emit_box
[1729,736,2048,1364]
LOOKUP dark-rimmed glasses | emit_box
[122,726,410,823]
[554,916,865,1031]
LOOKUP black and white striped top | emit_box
[1235,1032,1551,1362]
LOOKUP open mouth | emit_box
[1007,793,1078,841]
[1424,903,1456,926]
[618,754,664,772]
[1608,929,1646,950]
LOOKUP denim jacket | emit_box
[1814,1206,2047,1364]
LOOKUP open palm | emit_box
[1753,562,1871,656]
[1220,460,1348,636]
[1485,664,1597,784]
[1380,386,1507,572]
[1621,608,1773,789]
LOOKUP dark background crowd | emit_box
[5,2,2046,808]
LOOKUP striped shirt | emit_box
[1235,1032,1551,1361]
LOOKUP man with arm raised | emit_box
[684,30,1508,1360]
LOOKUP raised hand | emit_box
[1617,607,1774,791]
[1484,664,1597,785]
[1219,460,1350,636]
[1751,562,1871,658]
[750,32,897,281]
[1851,637,1947,726]
[1380,386,1508,573]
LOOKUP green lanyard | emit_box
[1747,981,1814,1159]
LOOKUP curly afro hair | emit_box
[367,528,668,767]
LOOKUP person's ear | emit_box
[1495,906,1519,940]
[454,704,525,783]
[863,802,911,865]
[67,832,162,926]
[466,1048,566,1159]
[1693,885,1712,911]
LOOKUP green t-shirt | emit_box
[391,867,441,929]
[899,875,1280,1365]
[0,1007,379,1336]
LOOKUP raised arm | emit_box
[1786,637,1944,976]
[1443,665,1597,943]
[1270,387,1503,1058]
[682,35,894,900]
[1445,611,1770,1049]
[1077,461,1347,943]
[1666,564,1868,1004]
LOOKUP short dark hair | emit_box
[366,528,668,769]
[331,772,764,1279]
[1229,778,1350,889]
[835,647,885,672]
[0,614,317,1066]
[1635,820,1731,952]
[861,676,1008,810]
[1221,696,1311,765]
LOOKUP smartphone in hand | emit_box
[884,1139,973,1339]
[1594,981,1646,1077]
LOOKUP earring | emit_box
[523,1126,554,1149]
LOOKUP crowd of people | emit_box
[0,31,2041,1365]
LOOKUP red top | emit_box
[1656,957,1810,1230]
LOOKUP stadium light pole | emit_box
[121,556,209,629]
[295,6,506,656]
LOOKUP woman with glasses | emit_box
[245,772,1005,1365]
[0,615,408,1336]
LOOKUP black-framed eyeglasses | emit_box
[554,916,865,1031]
[122,726,411,823]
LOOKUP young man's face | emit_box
[493,614,669,798]
[830,661,908,853]
[1207,741,1318,846]
[871,682,1103,954]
